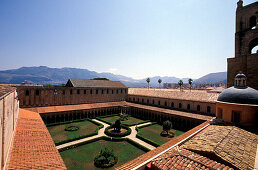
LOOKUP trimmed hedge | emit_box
[136,122,160,147]
[59,136,150,153]
[104,124,131,137]
[46,118,97,127]
[121,120,150,126]
[53,119,104,146]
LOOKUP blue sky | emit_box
[0,0,257,79]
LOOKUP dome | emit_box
[235,73,246,78]
[218,86,258,104]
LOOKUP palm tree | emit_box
[146,78,150,89]
[188,78,193,92]
[158,79,162,88]
[178,80,183,92]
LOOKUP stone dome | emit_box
[218,86,258,104]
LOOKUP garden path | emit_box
[56,119,156,151]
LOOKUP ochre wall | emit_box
[14,85,128,108]
[127,94,216,116]
[216,102,257,126]
[0,90,19,169]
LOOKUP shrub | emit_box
[104,124,131,137]
[94,147,118,168]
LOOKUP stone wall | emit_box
[0,90,19,169]
[14,85,128,108]
[127,94,216,116]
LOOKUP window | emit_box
[179,103,182,109]
[121,89,123,93]
[112,90,114,94]
[35,90,40,96]
[90,89,92,94]
[158,101,161,105]
[232,111,241,124]
[70,89,73,95]
[25,90,29,96]
[63,90,65,95]
[102,90,104,94]
[207,106,211,113]
[117,89,119,94]
[107,89,109,94]
[250,16,256,29]
[187,104,190,110]
[137,98,139,102]
[152,100,155,105]
[96,89,98,94]
[197,105,201,112]
[133,98,135,102]
[171,102,174,108]
[142,99,144,103]
[147,99,149,104]
[77,89,80,94]
[84,90,86,94]
[164,101,167,107]
[129,98,131,101]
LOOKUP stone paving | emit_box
[56,119,156,150]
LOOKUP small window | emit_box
[35,90,40,96]
[112,90,114,94]
[164,101,167,106]
[84,90,86,94]
[63,90,65,95]
[25,90,29,96]
[197,105,201,112]
[102,89,104,94]
[121,89,123,93]
[117,89,119,94]
[70,89,73,95]
[158,101,161,105]
[96,89,98,94]
[187,104,190,110]
[77,89,80,94]
[133,98,135,102]
[129,98,131,101]
[147,99,149,104]
[207,106,211,113]
[90,89,92,94]
[137,98,139,102]
[142,99,144,103]
[171,102,174,108]
[152,100,155,105]
[107,89,109,94]
[179,103,182,109]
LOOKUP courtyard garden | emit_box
[47,119,103,145]
[136,123,184,146]
[96,114,149,126]
[60,138,147,170]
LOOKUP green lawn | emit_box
[100,115,147,126]
[47,120,99,144]
[60,139,146,170]
[138,124,184,146]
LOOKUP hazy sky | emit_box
[0,0,257,79]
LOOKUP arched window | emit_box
[137,98,139,102]
[90,89,92,94]
[207,106,211,113]
[152,100,155,105]
[35,90,40,96]
[96,89,98,94]
[142,99,144,103]
[158,101,161,105]
[77,89,80,94]
[187,104,190,110]
[25,90,29,96]
[197,105,201,112]
[70,89,73,95]
[133,98,135,102]
[164,101,167,106]
[84,90,86,94]
[250,16,256,29]
[179,103,182,109]
[249,38,258,54]
[147,99,149,104]
[171,102,174,108]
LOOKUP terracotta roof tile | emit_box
[0,85,15,99]
[129,88,219,103]
[182,125,258,170]
[67,79,127,88]
[7,109,66,169]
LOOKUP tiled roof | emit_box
[26,101,128,113]
[66,79,127,88]
[117,120,210,169]
[7,109,66,169]
[151,147,233,170]
[129,88,219,103]
[0,85,15,99]
[125,102,213,121]
[182,125,258,170]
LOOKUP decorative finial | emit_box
[237,0,243,8]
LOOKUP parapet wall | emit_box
[13,85,128,108]
[0,89,19,169]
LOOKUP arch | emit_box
[142,99,144,103]
[147,99,149,104]
[187,104,190,110]
[197,105,201,112]
[248,37,258,54]
[158,100,161,105]
[171,102,174,108]
[207,106,211,113]
[152,100,155,105]
[164,101,167,107]
[250,16,256,29]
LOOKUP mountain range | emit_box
[0,66,226,87]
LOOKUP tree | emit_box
[146,78,150,89]
[178,80,183,92]
[114,119,121,132]
[188,78,193,92]
[163,120,173,134]
[158,79,162,88]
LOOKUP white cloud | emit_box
[107,68,118,74]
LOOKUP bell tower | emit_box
[227,0,258,90]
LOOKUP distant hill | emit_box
[0,66,226,87]
[193,72,227,84]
